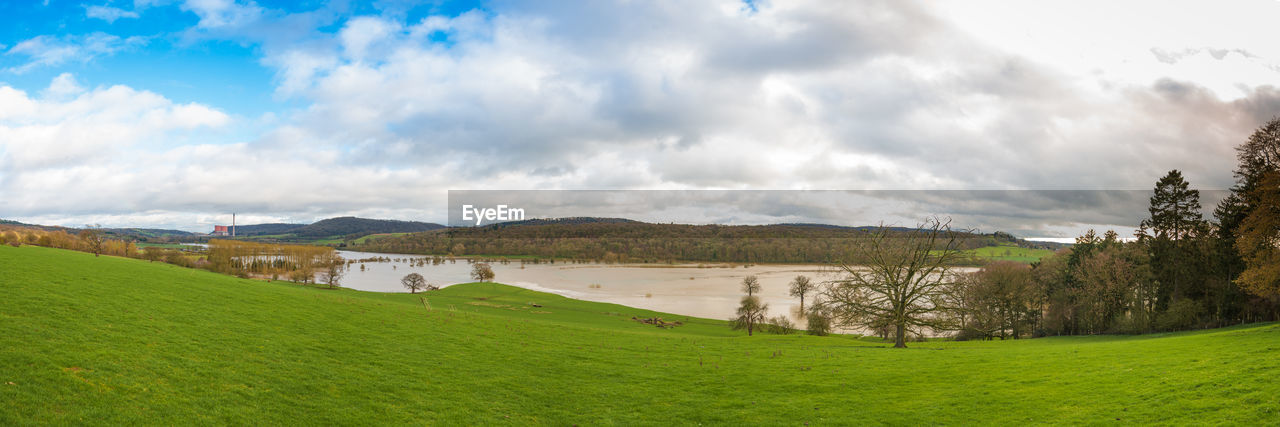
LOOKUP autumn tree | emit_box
[741,275,761,297]
[818,218,967,348]
[788,275,814,312]
[471,262,495,282]
[78,225,105,257]
[402,273,428,293]
[1236,170,1280,303]
[142,248,162,262]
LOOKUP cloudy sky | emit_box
[1,0,1277,237]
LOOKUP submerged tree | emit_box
[470,263,495,282]
[318,254,345,289]
[741,275,761,297]
[818,217,967,348]
[401,273,428,293]
[788,275,814,313]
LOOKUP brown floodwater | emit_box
[336,250,847,324]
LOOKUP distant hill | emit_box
[291,217,444,238]
[486,217,640,228]
[102,228,196,238]
[200,217,443,241]
[2,220,193,240]
[229,223,307,236]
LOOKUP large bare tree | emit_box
[731,295,769,336]
[318,254,345,289]
[817,217,969,348]
[401,273,428,293]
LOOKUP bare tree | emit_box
[318,254,345,289]
[79,224,105,257]
[788,275,814,312]
[401,273,428,293]
[741,275,761,297]
[471,262,495,282]
[731,295,769,336]
[817,217,969,348]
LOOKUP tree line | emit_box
[0,226,346,288]
[349,222,1044,264]
[765,118,1280,345]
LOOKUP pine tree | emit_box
[1140,170,1206,312]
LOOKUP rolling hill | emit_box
[1,245,1275,424]
[290,216,444,237]
[189,217,445,243]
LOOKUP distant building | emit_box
[211,225,230,236]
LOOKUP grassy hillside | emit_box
[2,245,1277,424]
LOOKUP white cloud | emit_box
[339,16,398,61]
[181,0,263,29]
[4,32,146,73]
[85,5,140,23]
[7,0,1280,234]
[0,75,230,172]
[41,73,85,99]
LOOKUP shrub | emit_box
[763,315,795,335]
[1156,299,1205,331]
[806,312,831,336]
[953,328,990,341]
[1106,314,1147,335]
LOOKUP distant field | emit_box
[2,245,1275,424]
[963,244,1056,263]
[352,232,410,244]
[135,242,186,250]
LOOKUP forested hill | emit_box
[350,218,1060,263]
[230,223,307,236]
[0,220,194,240]
[196,217,444,240]
[292,217,444,237]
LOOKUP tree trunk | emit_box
[894,323,906,348]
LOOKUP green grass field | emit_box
[963,244,1057,263]
[2,245,1277,424]
[135,242,191,250]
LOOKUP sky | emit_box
[1,0,1278,237]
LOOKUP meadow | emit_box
[961,244,1057,263]
[1,245,1276,424]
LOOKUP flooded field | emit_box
[336,250,845,324]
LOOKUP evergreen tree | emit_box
[1140,170,1206,311]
